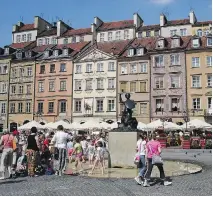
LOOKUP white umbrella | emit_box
[182,119,212,130]
[110,121,119,129]
[137,122,147,130]
[99,122,112,130]
[49,120,72,129]
[80,120,102,129]
[18,121,44,130]
[164,121,182,131]
[43,122,54,129]
[70,122,84,130]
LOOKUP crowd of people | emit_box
[0,125,107,179]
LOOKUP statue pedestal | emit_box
[108,131,138,167]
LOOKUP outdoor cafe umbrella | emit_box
[181,119,212,131]
[18,120,44,130]
[49,120,72,130]
[137,122,147,130]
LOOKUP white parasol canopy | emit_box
[70,122,84,130]
[99,122,112,130]
[182,119,212,130]
[80,120,102,129]
[110,122,119,129]
[137,122,147,130]
[49,120,72,129]
[18,121,44,130]
[43,122,54,129]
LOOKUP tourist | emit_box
[87,140,95,166]
[26,127,39,177]
[51,125,70,176]
[89,141,104,175]
[0,130,15,179]
[71,137,83,171]
[143,134,172,187]
[80,137,88,163]
[134,134,147,185]
[67,138,74,163]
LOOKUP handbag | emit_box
[149,144,163,165]
[134,141,142,165]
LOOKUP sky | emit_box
[0,0,212,46]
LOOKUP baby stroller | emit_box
[15,155,28,177]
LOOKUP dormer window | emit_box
[207,37,212,46]
[54,50,58,57]
[63,49,68,56]
[4,48,9,55]
[136,48,144,56]
[197,29,202,37]
[192,39,200,48]
[72,37,76,43]
[44,51,49,57]
[171,38,180,48]
[64,38,68,44]
[16,52,22,59]
[157,40,164,49]
[25,51,32,58]
[128,49,134,57]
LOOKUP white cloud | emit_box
[150,0,174,4]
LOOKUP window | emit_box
[76,65,81,73]
[80,36,84,42]
[128,49,134,56]
[53,50,58,56]
[154,55,164,67]
[157,40,164,48]
[75,80,82,90]
[192,39,200,48]
[86,79,92,90]
[1,103,6,114]
[156,99,164,112]
[192,57,200,68]
[121,64,127,74]
[100,33,104,42]
[170,75,180,88]
[38,102,43,113]
[11,85,16,94]
[10,103,15,113]
[108,100,115,111]
[170,29,177,36]
[18,103,23,113]
[25,51,31,58]
[139,63,147,73]
[124,30,129,40]
[137,48,144,56]
[97,63,103,72]
[204,30,210,36]
[4,48,9,55]
[146,31,151,37]
[45,38,50,45]
[48,102,54,113]
[1,65,8,74]
[26,102,31,113]
[154,30,159,37]
[60,63,66,72]
[108,32,112,41]
[49,81,55,91]
[140,81,146,92]
[171,54,180,65]
[19,85,23,94]
[115,31,121,40]
[197,29,202,37]
[19,68,24,77]
[27,67,32,76]
[138,32,142,38]
[86,64,92,73]
[26,84,31,94]
[40,65,45,74]
[171,98,179,111]
[130,82,136,92]
[60,101,66,113]
[108,78,115,89]
[60,81,66,91]
[97,78,104,89]
[22,34,26,42]
[72,37,76,43]
[207,38,212,46]
[16,35,21,43]
[50,64,55,73]
[208,97,212,109]
[0,83,7,93]
[44,51,49,57]
[38,39,43,46]
[120,82,127,92]
[192,98,200,109]
[192,75,201,88]
[64,38,68,44]
[130,64,137,73]
[26,33,32,41]
[140,103,147,114]
[171,39,180,48]
[207,74,212,87]
[16,52,22,59]
[180,29,187,36]
[206,56,212,66]
[155,77,164,89]
[96,100,103,112]
[108,62,115,71]
[52,38,57,44]
[63,49,68,56]
[75,100,81,112]
[38,81,44,92]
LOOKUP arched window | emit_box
[197,29,202,37]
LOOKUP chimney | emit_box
[34,16,39,29]
[160,14,167,27]
[91,23,97,44]
[133,13,143,28]
[189,11,197,24]
[17,22,24,27]
[57,20,70,37]
[94,17,103,28]
[12,24,19,32]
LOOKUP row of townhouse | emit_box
[0,11,212,130]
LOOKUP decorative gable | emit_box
[80,49,113,61]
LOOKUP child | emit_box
[71,137,83,171]
[89,141,104,175]
[87,141,95,166]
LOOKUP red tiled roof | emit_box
[62,28,91,37]
[32,44,55,53]
[193,20,212,26]
[37,28,57,37]
[10,42,34,49]
[18,24,35,31]
[166,19,190,26]
[55,41,90,51]
[186,36,212,50]
[137,24,160,31]
[96,40,133,55]
[98,20,134,31]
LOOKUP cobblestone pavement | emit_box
[0,149,211,196]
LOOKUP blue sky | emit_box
[0,0,212,46]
